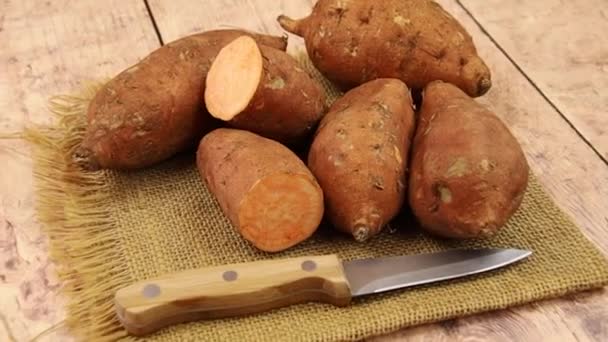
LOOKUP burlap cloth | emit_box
[25,54,608,342]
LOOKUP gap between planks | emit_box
[144,0,164,45]
[454,0,608,167]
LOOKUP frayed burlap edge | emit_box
[23,82,137,342]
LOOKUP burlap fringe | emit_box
[23,82,136,342]
[0,132,23,139]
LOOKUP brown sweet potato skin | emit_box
[308,78,415,241]
[197,128,324,252]
[76,30,287,170]
[278,0,491,97]
[229,45,327,145]
[409,81,529,239]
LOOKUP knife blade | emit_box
[114,248,531,335]
[344,248,531,296]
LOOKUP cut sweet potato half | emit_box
[239,173,324,252]
[197,128,324,252]
[205,35,263,121]
[204,36,326,144]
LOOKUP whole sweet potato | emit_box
[308,79,415,241]
[409,81,529,238]
[278,0,491,97]
[197,128,324,252]
[75,30,287,170]
[205,36,326,145]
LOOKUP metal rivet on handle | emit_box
[301,260,317,272]
[142,284,161,298]
[223,270,238,281]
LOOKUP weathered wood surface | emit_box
[1,0,607,341]
[459,0,608,161]
[0,1,160,341]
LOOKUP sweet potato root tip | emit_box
[205,36,263,121]
[353,225,370,242]
[478,77,492,96]
[277,15,302,36]
[239,173,324,252]
[73,146,100,171]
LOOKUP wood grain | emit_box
[0,1,160,341]
[144,0,608,341]
[146,0,314,54]
[372,289,608,342]
[115,255,351,336]
[458,0,608,160]
[0,0,606,341]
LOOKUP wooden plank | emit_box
[458,0,608,160]
[372,289,608,342]
[145,0,608,341]
[146,0,314,53]
[0,0,160,341]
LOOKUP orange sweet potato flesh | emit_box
[205,36,326,145]
[308,79,416,241]
[197,128,324,252]
[409,81,529,239]
[278,0,491,97]
[75,30,287,170]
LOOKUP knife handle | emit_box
[114,254,352,335]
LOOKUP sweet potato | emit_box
[308,79,415,241]
[75,30,287,170]
[278,0,491,97]
[205,36,326,145]
[409,81,529,239]
[197,128,324,252]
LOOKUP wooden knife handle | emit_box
[114,254,352,335]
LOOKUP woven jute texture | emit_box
[26,53,608,342]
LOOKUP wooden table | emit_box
[1,1,607,341]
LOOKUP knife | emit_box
[114,248,531,335]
